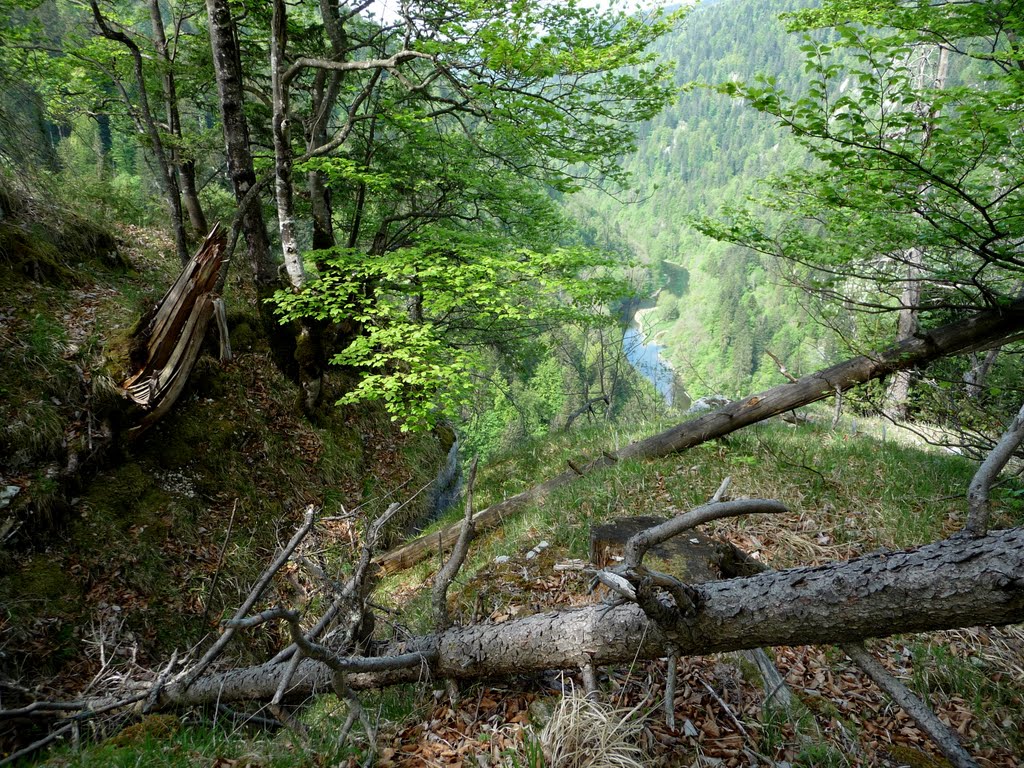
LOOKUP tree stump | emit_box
[589,515,763,583]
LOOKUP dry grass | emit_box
[539,685,647,768]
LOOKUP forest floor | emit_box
[2,213,1022,767]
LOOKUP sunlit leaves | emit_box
[272,228,627,430]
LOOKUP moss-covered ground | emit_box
[0,197,445,761]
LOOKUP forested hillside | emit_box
[568,0,840,395]
[2,0,1024,766]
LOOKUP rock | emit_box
[0,485,20,509]
[686,395,730,415]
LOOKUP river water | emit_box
[623,313,681,406]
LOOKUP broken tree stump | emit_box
[121,224,228,438]
[590,516,764,583]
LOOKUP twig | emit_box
[269,649,305,735]
[432,457,478,631]
[227,606,435,673]
[842,642,978,768]
[765,350,798,383]
[177,505,317,690]
[0,722,75,767]
[698,675,751,741]
[664,651,677,730]
[143,650,178,714]
[203,500,237,622]
[965,400,1024,537]
[268,502,402,666]
[582,662,599,699]
[710,476,732,503]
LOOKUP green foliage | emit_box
[566,0,837,396]
[274,226,627,429]
[701,0,1024,328]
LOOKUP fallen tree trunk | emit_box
[162,526,1024,706]
[377,298,1024,573]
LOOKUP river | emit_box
[623,307,686,407]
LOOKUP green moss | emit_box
[105,715,182,747]
[887,745,952,768]
[12,558,78,605]
[0,221,80,284]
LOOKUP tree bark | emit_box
[964,348,999,399]
[205,0,275,294]
[270,0,304,294]
[377,296,1024,573]
[160,527,1024,706]
[883,45,949,421]
[148,0,208,237]
[90,0,189,265]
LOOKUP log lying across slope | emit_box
[377,297,1024,573]
[163,527,1024,705]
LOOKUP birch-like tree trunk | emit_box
[270,0,304,294]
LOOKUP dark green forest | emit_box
[1,0,1023,765]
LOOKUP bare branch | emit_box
[176,505,317,690]
[623,499,787,568]
[283,50,433,86]
[842,642,978,768]
[965,400,1024,537]
[432,457,479,631]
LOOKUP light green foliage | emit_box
[267,0,682,429]
[274,226,627,430]
[701,0,1024,332]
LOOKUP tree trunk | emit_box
[883,46,949,421]
[161,527,1024,705]
[90,1,189,265]
[204,0,275,294]
[271,0,325,414]
[148,0,208,238]
[964,348,999,399]
[883,247,922,421]
[377,296,1024,573]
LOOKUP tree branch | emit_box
[432,457,478,632]
[965,400,1024,537]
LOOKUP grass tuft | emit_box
[538,686,647,768]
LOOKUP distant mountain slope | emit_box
[568,0,841,396]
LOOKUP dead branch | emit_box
[841,642,978,768]
[432,457,479,632]
[157,527,1024,706]
[175,505,318,690]
[564,395,611,430]
[623,499,787,568]
[765,350,798,382]
[269,501,402,667]
[965,400,1024,537]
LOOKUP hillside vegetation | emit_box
[1,0,1024,766]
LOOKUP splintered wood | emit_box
[121,225,227,437]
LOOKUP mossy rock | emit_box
[0,222,83,284]
[887,745,953,768]
[8,557,78,606]
[105,714,181,747]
